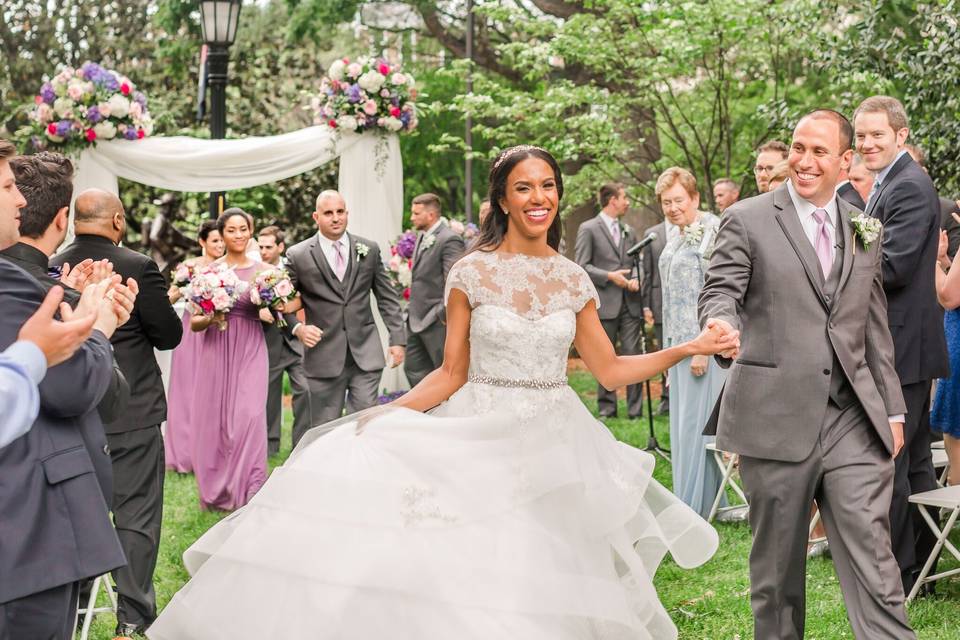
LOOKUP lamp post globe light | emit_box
[199,0,242,218]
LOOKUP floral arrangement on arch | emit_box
[22,62,153,154]
[311,57,418,135]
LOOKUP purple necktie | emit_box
[612,221,621,247]
[812,209,833,278]
[333,240,346,281]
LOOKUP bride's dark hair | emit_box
[473,145,564,253]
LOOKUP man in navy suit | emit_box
[855,95,951,594]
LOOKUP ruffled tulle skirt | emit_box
[147,383,718,639]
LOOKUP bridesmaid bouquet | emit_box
[249,268,297,327]
[386,230,416,304]
[187,264,248,330]
[172,261,197,293]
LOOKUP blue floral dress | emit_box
[931,308,960,437]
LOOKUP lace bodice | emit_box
[445,251,599,382]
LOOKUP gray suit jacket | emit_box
[286,232,405,378]
[408,223,465,333]
[0,259,126,603]
[575,214,643,320]
[640,221,668,324]
[698,186,905,463]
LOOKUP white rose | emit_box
[449,220,465,234]
[140,115,154,136]
[390,73,407,86]
[106,94,130,119]
[94,121,117,140]
[383,116,403,132]
[67,82,85,101]
[358,70,385,93]
[97,102,112,118]
[328,59,346,81]
[129,102,143,120]
[397,263,412,287]
[53,97,75,118]
[337,115,359,131]
[35,103,53,124]
[346,62,363,78]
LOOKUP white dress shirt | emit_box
[317,232,350,281]
[785,182,904,425]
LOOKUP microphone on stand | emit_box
[626,232,658,258]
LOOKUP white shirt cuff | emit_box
[888,414,905,424]
[6,340,47,384]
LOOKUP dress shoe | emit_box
[806,539,830,559]
[114,622,147,639]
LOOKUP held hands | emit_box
[690,318,740,358]
[18,286,98,367]
[295,324,323,347]
[607,269,631,289]
[388,345,405,368]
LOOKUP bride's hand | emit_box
[690,319,740,358]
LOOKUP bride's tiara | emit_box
[493,145,548,171]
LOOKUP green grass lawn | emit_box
[86,370,960,639]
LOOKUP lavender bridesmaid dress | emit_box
[191,264,269,510]
[164,309,201,472]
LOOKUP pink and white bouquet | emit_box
[386,230,416,304]
[186,264,248,331]
[310,56,418,134]
[21,61,153,154]
[249,268,298,327]
[172,261,198,292]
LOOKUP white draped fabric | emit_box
[71,128,407,393]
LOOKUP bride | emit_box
[148,145,739,639]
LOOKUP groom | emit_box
[699,109,915,639]
[285,190,405,428]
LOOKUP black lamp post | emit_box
[199,0,242,218]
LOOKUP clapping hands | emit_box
[691,318,740,359]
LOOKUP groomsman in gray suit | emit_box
[575,182,643,418]
[405,193,465,387]
[285,190,405,427]
[257,225,313,451]
[700,109,915,639]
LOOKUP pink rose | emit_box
[378,62,390,75]
[249,288,261,306]
[274,279,294,298]
[212,292,231,311]
[346,63,362,78]
[363,100,378,115]
[67,84,85,101]
[389,106,401,118]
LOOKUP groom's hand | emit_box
[706,317,740,359]
[890,421,905,457]
[295,324,323,347]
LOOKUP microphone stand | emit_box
[632,248,671,462]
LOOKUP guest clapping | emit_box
[656,167,725,518]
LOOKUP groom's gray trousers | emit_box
[738,400,915,640]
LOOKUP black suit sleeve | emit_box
[135,258,183,350]
[97,359,130,424]
[39,331,115,419]
[942,199,960,260]
[371,245,406,346]
[878,180,939,289]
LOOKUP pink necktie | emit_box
[612,221,621,247]
[333,240,346,281]
[812,209,833,278]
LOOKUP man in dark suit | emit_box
[285,190,405,429]
[836,162,867,210]
[854,95,951,594]
[0,137,133,640]
[257,225,313,451]
[405,193,465,387]
[3,153,129,424]
[575,182,644,418]
[53,188,183,637]
[905,143,960,258]
[641,219,670,414]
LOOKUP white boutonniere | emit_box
[421,234,437,251]
[682,220,705,246]
[355,242,370,259]
[850,214,882,251]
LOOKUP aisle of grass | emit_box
[87,371,960,639]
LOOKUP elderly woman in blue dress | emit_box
[657,167,725,518]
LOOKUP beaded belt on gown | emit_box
[468,374,567,390]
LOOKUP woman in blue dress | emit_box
[657,167,725,518]
[932,229,960,485]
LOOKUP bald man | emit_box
[285,190,405,431]
[52,189,182,637]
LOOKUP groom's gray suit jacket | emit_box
[286,232,405,379]
[407,223,465,333]
[699,185,905,463]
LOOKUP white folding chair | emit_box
[933,447,951,488]
[76,572,118,640]
[907,485,960,603]
[706,442,749,522]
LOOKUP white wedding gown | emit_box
[148,251,718,640]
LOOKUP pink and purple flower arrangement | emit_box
[186,264,248,331]
[248,268,298,327]
[311,57,418,134]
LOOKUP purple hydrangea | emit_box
[40,82,56,104]
[399,111,412,128]
[133,91,147,108]
[466,222,479,234]
[395,230,417,259]
[86,105,102,123]
[55,120,72,137]
[377,390,407,404]
[124,127,138,140]
[81,62,120,92]
[346,84,363,103]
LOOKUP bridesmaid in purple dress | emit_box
[188,208,269,510]
[164,220,225,473]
